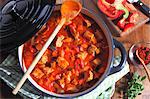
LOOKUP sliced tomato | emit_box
[24,51,34,68]
[105,0,115,4]
[75,59,84,71]
[123,23,134,31]
[117,18,126,29]
[97,0,125,19]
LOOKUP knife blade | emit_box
[127,0,150,18]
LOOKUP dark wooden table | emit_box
[112,24,150,99]
[113,0,150,98]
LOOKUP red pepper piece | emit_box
[122,0,127,5]
[123,23,134,31]
[69,23,77,34]
[75,59,82,70]
[105,0,115,4]
[97,0,125,19]
[117,18,126,29]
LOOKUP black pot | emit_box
[18,6,127,98]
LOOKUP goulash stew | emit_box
[23,12,109,94]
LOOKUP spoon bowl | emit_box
[136,50,150,82]
[129,42,150,68]
[61,0,82,20]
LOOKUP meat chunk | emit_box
[65,71,72,83]
[96,48,100,54]
[88,44,101,55]
[93,58,101,65]
[84,19,91,28]
[56,35,65,47]
[90,36,97,44]
[88,45,97,55]
[59,77,65,88]
[51,61,56,68]
[69,23,79,39]
[53,82,64,93]
[81,43,88,49]
[43,67,54,75]
[87,71,93,82]
[63,37,73,43]
[32,68,44,79]
[52,50,58,57]
[66,84,78,92]
[83,31,94,40]
[83,30,97,44]
[39,50,50,64]
[77,51,88,60]
[57,57,69,69]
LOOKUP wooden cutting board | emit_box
[111,3,149,37]
[82,0,149,37]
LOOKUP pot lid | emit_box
[0,0,56,53]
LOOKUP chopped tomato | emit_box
[97,0,125,19]
[24,50,34,68]
[105,0,115,4]
[123,23,134,31]
[75,59,82,70]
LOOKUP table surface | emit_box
[0,0,150,98]
[113,0,150,98]
[112,23,150,99]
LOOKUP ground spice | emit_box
[134,46,150,65]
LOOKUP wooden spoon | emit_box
[12,1,82,95]
[136,50,150,82]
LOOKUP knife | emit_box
[127,0,150,18]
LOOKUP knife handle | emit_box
[135,0,150,18]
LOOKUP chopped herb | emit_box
[125,72,146,99]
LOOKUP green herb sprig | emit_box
[126,72,146,99]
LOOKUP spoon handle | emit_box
[142,63,150,82]
[12,18,66,95]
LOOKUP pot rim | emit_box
[18,6,114,98]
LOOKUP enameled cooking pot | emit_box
[18,6,127,98]
[0,0,56,53]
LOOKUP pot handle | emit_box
[109,39,127,75]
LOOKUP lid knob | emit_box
[2,1,16,14]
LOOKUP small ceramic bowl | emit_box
[129,42,150,68]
